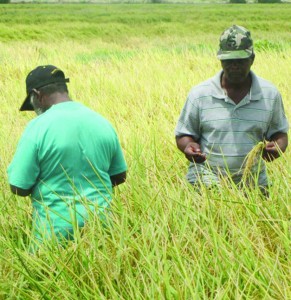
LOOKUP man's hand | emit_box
[184,142,206,163]
[262,133,288,162]
[176,136,206,163]
[262,141,280,162]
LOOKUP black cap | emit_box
[20,65,70,111]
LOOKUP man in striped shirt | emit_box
[175,25,288,191]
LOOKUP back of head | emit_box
[38,82,68,96]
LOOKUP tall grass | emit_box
[0,4,290,299]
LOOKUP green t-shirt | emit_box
[8,101,127,239]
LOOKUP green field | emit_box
[0,4,290,299]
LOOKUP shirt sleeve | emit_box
[108,134,127,176]
[175,92,201,140]
[266,92,289,139]
[7,131,40,190]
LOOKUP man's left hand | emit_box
[262,141,280,162]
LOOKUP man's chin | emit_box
[227,75,246,84]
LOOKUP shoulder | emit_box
[187,71,223,103]
[78,104,118,134]
[251,71,281,98]
[253,73,277,89]
[15,117,40,146]
[189,78,214,95]
[66,101,115,127]
[23,115,43,133]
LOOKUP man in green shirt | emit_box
[8,65,127,242]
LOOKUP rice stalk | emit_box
[241,141,265,185]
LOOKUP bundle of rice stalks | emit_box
[241,141,266,185]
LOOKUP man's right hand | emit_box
[184,142,206,163]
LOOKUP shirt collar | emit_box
[210,70,263,101]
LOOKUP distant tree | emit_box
[0,0,10,3]
[229,0,247,3]
[258,0,281,2]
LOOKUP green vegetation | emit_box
[229,0,247,3]
[0,4,290,299]
[0,4,290,44]
[258,0,281,2]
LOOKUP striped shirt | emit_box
[175,70,289,186]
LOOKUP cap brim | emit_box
[20,94,34,111]
[217,49,253,60]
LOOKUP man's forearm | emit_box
[110,171,127,187]
[10,185,32,197]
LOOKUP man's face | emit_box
[221,57,254,84]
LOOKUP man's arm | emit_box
[110,171,126,187]
[263,132,288,162]
[10,185,32,197]
[176,135,206,163]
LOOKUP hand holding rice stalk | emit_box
[241,141,266,185]
[242,140,283,185]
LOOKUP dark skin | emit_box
[262,132,288,162]
[10,172,126,196]
[220,57,254,104]
[110,171,127,187]
[10,186,32,197]
[30,88,71,114]
[176,55,288,163]
[10,90,127,196]
[175,136,206,163]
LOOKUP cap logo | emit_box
[51,68,60,74]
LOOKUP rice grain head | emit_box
[242,141,266,184]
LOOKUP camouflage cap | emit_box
[217,25,254,60]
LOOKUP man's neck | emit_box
[221,73,252,104]
[221,73,252,90]
[47,92,71,106]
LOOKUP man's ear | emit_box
[32,89,40,96]
[32,89,42,103]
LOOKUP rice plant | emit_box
[0,4,290,299]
